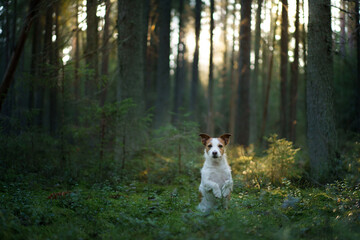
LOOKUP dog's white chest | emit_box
[202,165,230,188]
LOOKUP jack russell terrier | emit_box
[198,133,233,212]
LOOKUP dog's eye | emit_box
[208,144,212,148]
[218,145,223,148]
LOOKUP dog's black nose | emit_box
[212,152,218,157]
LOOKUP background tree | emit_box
[154,0,171,128]
[280,0,288,138]
[0,0,41,112]
[190,0,201,121]
[307,0,338,182]
[117,0,146,167]
[207,0,215,136]
[250,0,264,143]
[85,0,98,97]
[289,0,300,143]
[236,0,252,146]
[173,0,185,124]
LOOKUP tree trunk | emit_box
[340,1,346,57]
[207,0,215,135]
[49,3,60,135]
[29,12,40,114]
[190,0,201,121]
[348,1,357,50]
[236,0,252,146]
[260,3,280,144]
[289,0,300,143]
[229,0,238,137]
[307,0,338,183]
[173,0,185,124]
[100,0,111,162]
[154,0,171,128]
[39,3,53,131]
[85,0,98,97]
[280,0,288,138]
[355,0,360,132]
[354,0,360,132]
[250,0,264,143]
[0,0,41,113]
[73,0,80,102]
[221,0,229,130]
[144,0,157,111]
[117,0,145,164]
[302,0,307,74]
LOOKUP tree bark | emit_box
[207,0,215,135]
[250,0,264,143]
[85,0,98,97]
[307,0,338,183]
[220,0,229,130]
[340,1,346,57]
[236,0,252,146]
[260,3,280,144]
[289,0,300,143]
[100,0,111,162]
[154,0,171,128]
[355,0,360,132]
[29,11,40,113]
[173,0,185,124]
[190,0,202,121]
[229,0,238,137]
[0,0,41,113]
[73,0,80,102]
[280,0,288,138]
[117,0,145,165]
[49,2,60,135]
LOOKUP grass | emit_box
[1,174,360,240]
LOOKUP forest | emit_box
[0,0,360,239]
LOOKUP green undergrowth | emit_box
[1,175,360,240]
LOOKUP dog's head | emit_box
[199,133,231,159]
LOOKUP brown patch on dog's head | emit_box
[219,133,231,146]
[199,133,211,146]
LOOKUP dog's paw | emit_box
[213,188,222,198]
[224,180,233,189]
[222,186,231,197]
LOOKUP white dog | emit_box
[197,133,233,212]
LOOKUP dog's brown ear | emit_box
[199,133,211,145]
[219,133,231,145]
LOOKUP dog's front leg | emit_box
[221,179,233,197]
[203,180,222,198]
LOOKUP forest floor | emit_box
[1,174,360,240]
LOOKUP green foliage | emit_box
[263,135,301,184]
[1,174,360,239]
[141,120,202,184]
[230,135,301,187]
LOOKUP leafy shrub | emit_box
[230,135,301,187]
[325,180,360,222]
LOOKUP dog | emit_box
[197,133,233,212]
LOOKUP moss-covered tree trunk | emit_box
[307,0,338,182]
